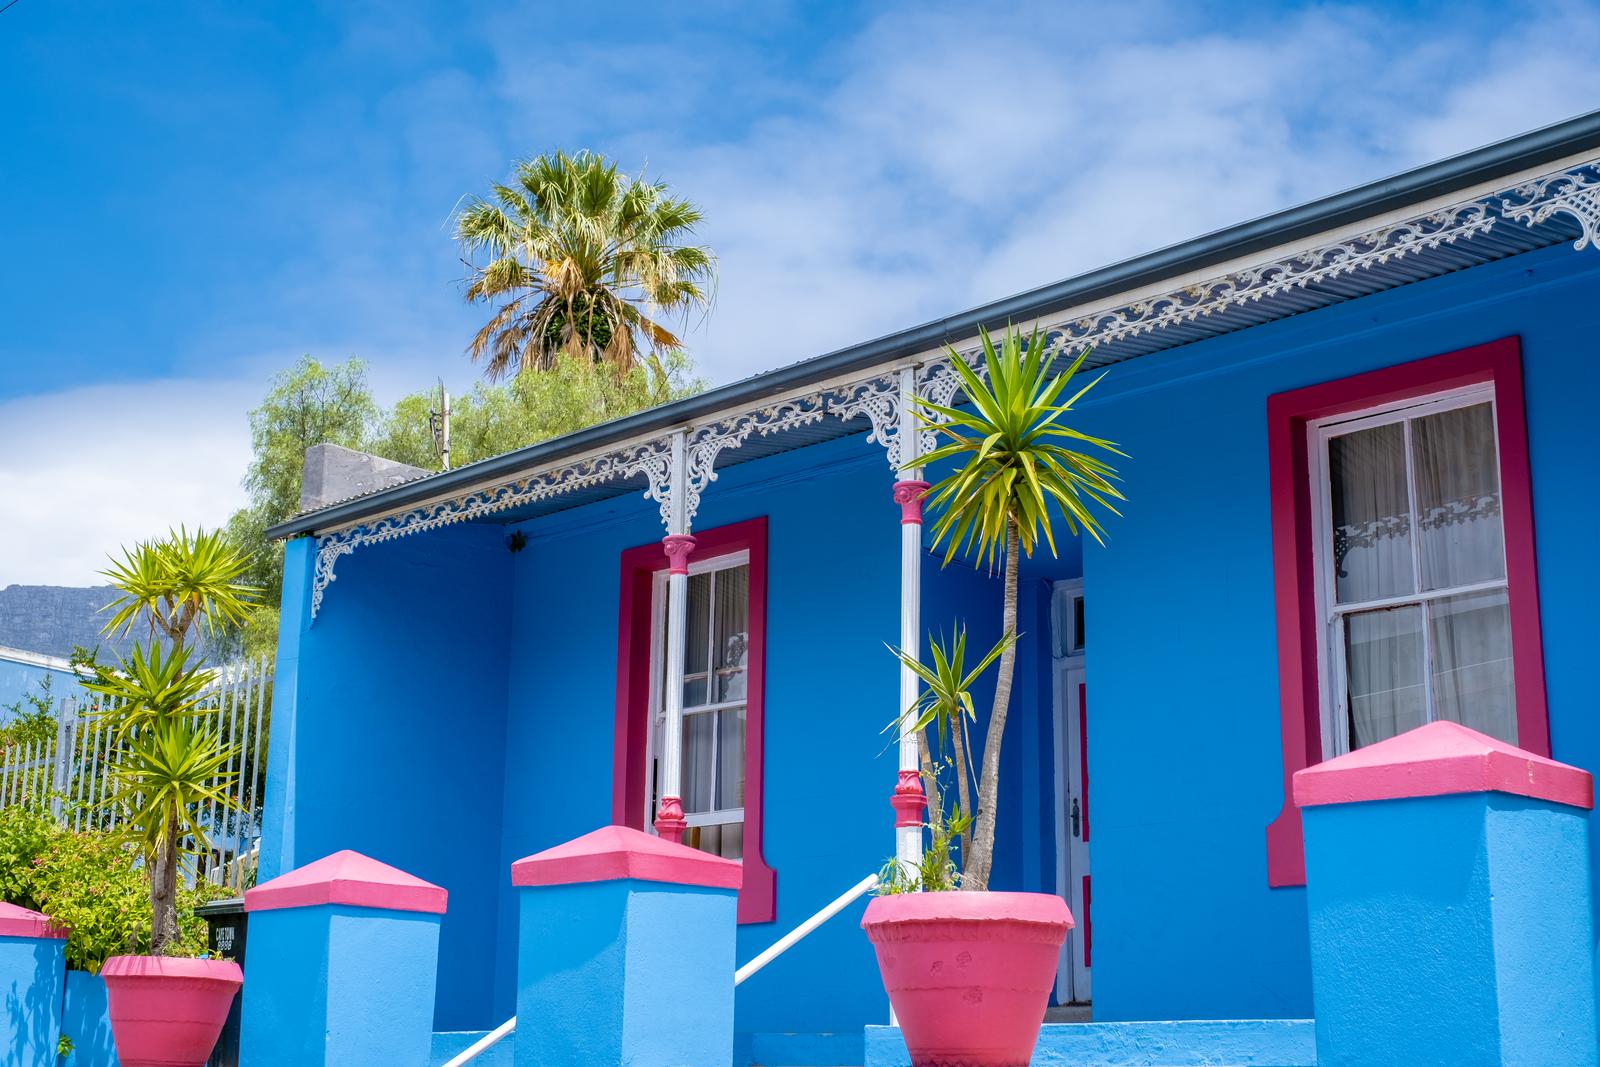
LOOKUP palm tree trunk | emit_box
[964,517,1020,892]
[918,726,942,836]
[149,818,181,954]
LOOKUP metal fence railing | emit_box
[0,656,273,891]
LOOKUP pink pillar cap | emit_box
[511,824,742,890]
[1293,720,1593,811]
[0,901,66,940]
[245,849,448,915]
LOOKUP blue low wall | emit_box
[57,970,117,1067]
[865,1020,1316,1066]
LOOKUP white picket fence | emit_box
[0,657,273,891]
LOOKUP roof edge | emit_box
[269,108,1600,540]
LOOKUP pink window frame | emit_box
[1264,336,1548,887]
[612,516,776,923]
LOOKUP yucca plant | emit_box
[91,531,257,953]
[101,527,260,651]
[455,149,715,379]
[912,325,1124,891]
[889,627,1015,862]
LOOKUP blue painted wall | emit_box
[494,434,902,1038]
[262,525,510,1030]
[0,654,76,716]
[260,237,1600,1042]
[1076,240,1600,1022]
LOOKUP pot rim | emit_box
[861,889,1072,929]
[101,955,243,982]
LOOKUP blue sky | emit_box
[3,0,1599,585]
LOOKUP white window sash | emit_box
[1307,382,1508,758]
[643,550,752,833]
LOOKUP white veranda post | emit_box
[890,366,930,874]
[656,430,694,844]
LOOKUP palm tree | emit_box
[914,326,1124,891]
[455,150,715,380]
[100,527,260,652]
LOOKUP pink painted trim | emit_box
[511,824,743,890]
[892,769,926,828]
[1077,682,1090,844]
[612,517,776,923]
[892,480,931,525]
[244,849,447,915]
[1265,337,1550,887]
[1294,720,1591,810]
[1081,875,1091,968]
[0,901,65,939]
[101,955,244,982]
[862,890,1072,930]
[654,795,687,844]
[661,533,697,575]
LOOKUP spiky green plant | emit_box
[455,149,715,379]
[889,627,1015,859]
[100,527,260,651]
[913,325,1124,890]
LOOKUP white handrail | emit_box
[734,872,879,987]
[440,1016,516,1067]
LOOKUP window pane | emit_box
[685,821,743,860]
[1429,589,1515,744]
[714,565,749,702]
[1413,402,1505,591]
[1328,423,1414,603]
[1344,605,1427,749]
[684,571,711,672]
[717,707,746,811]
[682,712,717,814]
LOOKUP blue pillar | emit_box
[258,534,314,881]
[240,849,445,1067]
[0,903,65,1067]
[511,825,741,1067]
[1296,720,1598,1067]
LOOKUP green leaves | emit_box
[100,526,261,647]
[888,627,1016,747]
[915,325,1125,568]
[455,149,717,380]
[81,642,212,738]
[104,716,240,862]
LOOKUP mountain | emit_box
[0,585,135,660]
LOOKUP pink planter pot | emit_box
[862,891,1072,1067]
[101,955,243,1067]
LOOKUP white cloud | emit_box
[0,378,254,587]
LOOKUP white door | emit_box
[1051,582,1091,1005]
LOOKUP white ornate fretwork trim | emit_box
[308,158,1600,619]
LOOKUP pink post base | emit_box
[891,769,926,829]
[863,892,1071,1067]
[101,955,242,1067]
[654,795,687,844]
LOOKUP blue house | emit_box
[0,646,77,714]
[260,111,1600,1065]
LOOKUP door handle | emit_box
[1070,797,1081,839]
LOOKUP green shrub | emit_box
[0,807,233,972]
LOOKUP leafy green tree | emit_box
[0,674,63,751]
[914,327,1124,891]
[224,356,377,606]
[455,150,715,379]
[367,351,705,469]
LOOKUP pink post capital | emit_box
[892,480,931,525]
[661,534,697,575]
